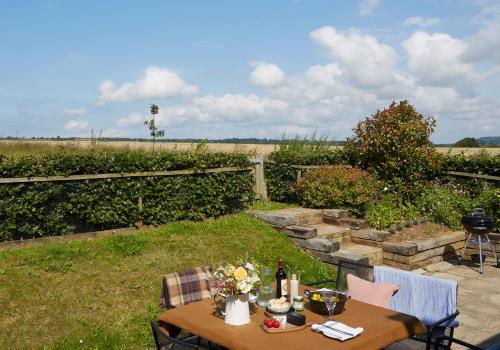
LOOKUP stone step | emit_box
[309,224,351,242]
[323,217,370,230]
[335,243,383,265]
[282,225,317,239]
[322,209,349,220]
[351,228,389,247]
[247,208,323,227]
[290,237,340,253]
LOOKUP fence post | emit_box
[296,169,302,184]
[136,196,143,226]
[253,154,268,201]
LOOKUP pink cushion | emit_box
[346,274,399,308]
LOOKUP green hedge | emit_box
[265,148,350,202]
[442,151,500,176]
[0,150,254,241]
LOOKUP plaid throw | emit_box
[160,267,214,308]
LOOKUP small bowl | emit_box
[266,304,291,314]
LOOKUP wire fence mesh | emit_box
[0,168,256,242]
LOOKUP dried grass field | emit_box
[1,139,499,156]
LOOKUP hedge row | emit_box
[264,148,500,202]
[441,151,500,176]
[0,150,254,241]
[265,148,350,202]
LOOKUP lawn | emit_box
[0,213,334,349]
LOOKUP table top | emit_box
[157,294,427,350]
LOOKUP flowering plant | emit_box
[213,259,261,295]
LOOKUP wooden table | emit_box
[157,296,426,350]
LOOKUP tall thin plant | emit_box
[144,104,165,151]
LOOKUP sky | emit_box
[0,0,499,143]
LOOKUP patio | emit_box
[415,260,500,348]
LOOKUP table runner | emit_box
[157,294,426,350]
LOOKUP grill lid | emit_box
[462,208,494,230]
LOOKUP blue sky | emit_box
[1,0,499,142]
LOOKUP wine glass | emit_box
[323,291,338,321]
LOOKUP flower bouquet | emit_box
[213,259,261,295]
[213,259,261,325]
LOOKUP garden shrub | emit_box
[0,149,254,241]
[265,136,350,202]
[294,166,376,217]
[365,196,404,230]
[345,100,441,200]
[473,187,500,232]
[414,185,473,230]
[365,195,421,230]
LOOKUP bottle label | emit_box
[280,279,288,296]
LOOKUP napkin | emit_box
[311,321,364,341]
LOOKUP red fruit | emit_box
[264,319,272,328]
[272,320,280,328]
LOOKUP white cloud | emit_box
[64,107,87,116]
[116,113,146,128]
[402,31,477,90]
[88,22,500,142]
[462,20,500,64]
[98,66,198,104]
[403,16,440,27]
[249,62,285,87]
[358,0,379,16]
[310,26,398,87]
[154,94,290,129]
[64,120,89,131]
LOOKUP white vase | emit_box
[224,294,251,326]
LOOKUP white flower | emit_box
[244,262,255,271]
[248,274,260,284]
[237,280,252,294]
[80,340,83,344]
[383,187,388,191]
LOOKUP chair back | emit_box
[160,267,214,309]
[374,266,458,328]
[150,320,206,350]
[336,260,374,291]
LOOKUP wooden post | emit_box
[136,196,143,226]
[296,169,302,184]
[253,153,267,201]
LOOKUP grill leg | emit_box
[459,233,473,265]
[485,234,499,268]
[479,235,484,275]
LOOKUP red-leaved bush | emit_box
[345,100,441,199]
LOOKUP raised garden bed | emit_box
[352,223,466,270]
[383,229,466,270]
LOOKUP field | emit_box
[0,211,334,349]
[0,140,499,156]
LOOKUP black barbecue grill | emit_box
[458,208,499,274]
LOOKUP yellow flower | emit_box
[233,266,248,282]
[224,265,235,277]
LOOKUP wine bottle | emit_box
[275,257,287,298]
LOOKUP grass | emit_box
[0,213,335,349]
[2,140,498,157]
[248,200,298,211]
